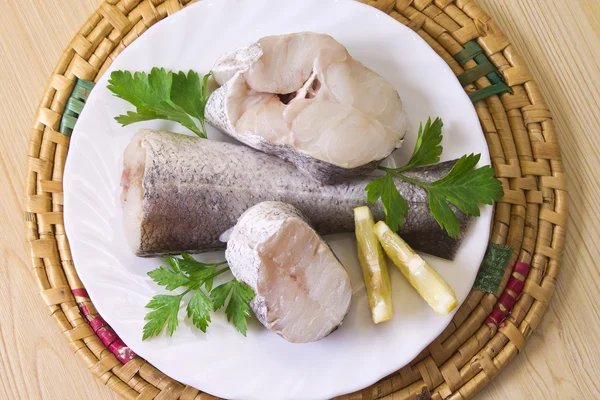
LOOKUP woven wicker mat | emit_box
[25,0,567,399]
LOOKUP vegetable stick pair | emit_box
[354,207,458,323]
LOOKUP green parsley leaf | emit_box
[107,70,162,108]
[398,117,443,172]
[108,68,211,138]
[427,191,461,239]
[211,280,256,336]
[176,253,227,291]
[178,252,208,272]
[143,294,183,340]
[367,118,504,239]
[211,280,234,311]
[114,107,162,126]
[179,253,224,270]
[186,290,213,333]
[366,174,408,232]
[424,154,504,237]
[164,255,182,272]
[200,72,212,134]
[144,253,253,339]
[171,71,204,119]
[227,281,256,336]
[188,266,218,291]
[426,154,503,217]
[147,266,190,291]
[365,176,385,204]
[202,268,217,292]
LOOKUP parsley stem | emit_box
[383,165,410,173]
[190,125,205,138]
[199,118,207,139]
[210,266,231,280]
[378,167,429,189]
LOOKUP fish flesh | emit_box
[205,32,408,183]
[227,202,351,343]
[226,201,352,343]
[121,129,470,260]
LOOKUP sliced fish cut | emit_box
[225,201,352,343]
[121,129,470,260]
[205,32,408,183]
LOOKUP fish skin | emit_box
[127,130,469,259]
[225,201,352,343]
[205,32,408,183]
[211,42,263,86]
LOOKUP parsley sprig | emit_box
[143,253,255,340]
[108,68,212,138]
[366,117,504,238]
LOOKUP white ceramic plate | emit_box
[63,1,492,399]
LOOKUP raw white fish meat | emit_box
[225,201,352,343]
[205,32,408,183]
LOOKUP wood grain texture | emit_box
[0,0,598,399]
[475,1,600,398]
[0,1,120,399]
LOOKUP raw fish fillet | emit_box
[226,201,352,343]
[205,32,408,183]
[121,130,470,259]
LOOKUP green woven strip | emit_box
[467,64,511,102]
[486,71,503,85]
[60,113,79,132]
[473,243,514,294]
[59,79,95,136]
[468,83,511,103]
[72,79,94,100]
[454,41,511,102]
[457,61,497,86]
[454,41,483,65]
[66,97,85,115]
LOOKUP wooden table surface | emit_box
[1,1,599,399]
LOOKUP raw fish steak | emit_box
[226,201,352,343]
[205,32,408,183]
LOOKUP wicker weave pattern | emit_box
[25,1,567,399]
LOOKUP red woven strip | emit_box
[71,289,136,364]
[72,288,89,298]
[498,291,517,310]
[80,303,90,316]
[486,261,531,326]
[97,326,119,346]
[514,260,531,276]
[507,278,524,294]
[109,339,136,363]
[89,315,107,332]
[487,308,507,325]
